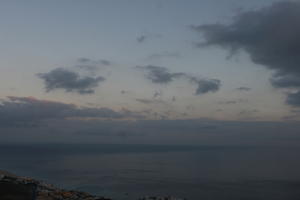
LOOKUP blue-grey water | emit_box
[1,144,300,200]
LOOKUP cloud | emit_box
[270,75,300,89]
[147,51,181,60]
[190,77,221,95]
[0,96,141,127]
[37,67,105,94]
[238,109,259,120]
[136,98,167,105]
[191,1,300,106]
[136,65,185,84]
[236,87,251,91]
[153,90,163,98]
[136,33,161,43]
[137,35,147,43]
[218,99,247,105]
[137,65,221,95]
[219,100,238,105]
[286,91,300,107]
[77,58,111,66]
[172,96,176,102]
[120,90,131,95]
[1,98,300,145]
[76,57,111,73]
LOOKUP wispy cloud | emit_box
[136,33,161,43]
[76,57,111,73]
[236,87,251,92]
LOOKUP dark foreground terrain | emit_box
[0,170,184,200]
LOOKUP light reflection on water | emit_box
[1,144,300,200]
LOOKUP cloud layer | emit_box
[192,1,300,106]
[137,65,221,95]
[0,96,138,127]
[37,68,105,94]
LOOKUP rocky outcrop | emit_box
[138,197,186,200]
[0,170,186,200]
[0,171,111,200]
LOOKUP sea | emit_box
[0,144,300,200]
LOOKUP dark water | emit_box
[0,144,300,200]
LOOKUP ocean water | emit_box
[0,144,300,200]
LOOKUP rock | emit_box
[0,171,111,200]
[138,197,187,200]
[0,170,186,200]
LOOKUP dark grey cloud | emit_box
[236,87,251,91]
[37,67,105,94]
[2,99,300,145]
[0,96,141,127]
[137,65,221,95]
[270,75,300,88]
[192,1,300,106]
[286,91,300,107]
[190,77,221,95]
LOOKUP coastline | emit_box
[0,170,185,200]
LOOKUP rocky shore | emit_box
[0,170,185,200]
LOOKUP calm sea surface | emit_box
[0,144,300,200]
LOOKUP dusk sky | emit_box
[1,0,300,145]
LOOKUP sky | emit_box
[1,0,300,144]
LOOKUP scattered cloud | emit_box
[136,65,221,95]
[77,57,111,66]
[76,57,111,73]
[236,87,251,91]
[172,96,176,102]
[218,99,247,105]
[136,98,167,105]
[137,35,147,43]
[153,90,163,98]
[37,67,105,94]
[120,90,131,95]
[219,100,238,105]
[136,65,185,84]
[192,1,300,106]
[189,77,221,95]
[136,33,161,43]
